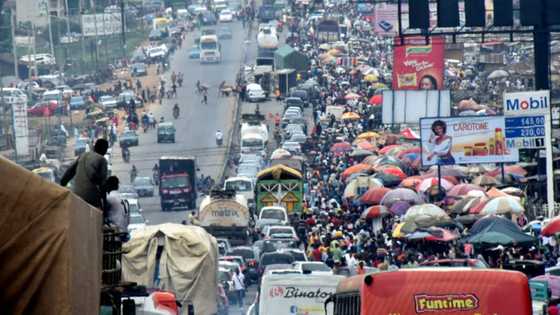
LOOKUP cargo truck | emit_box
[159,156,197,211]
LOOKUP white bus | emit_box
[199,35,221,63]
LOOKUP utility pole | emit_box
[44,0,55,58]
[79,0,87,72]
[10,7,18,80]
[31,23,38,78]
[120,0,126,61]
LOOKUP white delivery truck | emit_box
[257,274,345,315]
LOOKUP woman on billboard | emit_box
[426,120,455,165]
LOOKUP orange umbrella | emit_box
[486,187,509,198]
[360,187,392,205]
[341,163,372,180]
[356,140,376,151]
[380,167,407,180]
[400,176,423,189]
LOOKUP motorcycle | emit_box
[173,106,180,119]
[216,131,223,146]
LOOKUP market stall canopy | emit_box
[256,164,303,180]
[274,45,310,71]
[464,216,535,247]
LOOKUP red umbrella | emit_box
[380,167,407,180]
[360,187,392,205]
[542,217,560,236]
[342,163,372,180]
[447,184,485,197]
[400,128,420,140]
[361,205,390,219]
[425,228,460,242]
[378,144,403,155]
[356,141,376,151]
[400,176,423,189]
[368,94,383,106]
[396,147,421,158]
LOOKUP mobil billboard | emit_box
[504,90,550,116]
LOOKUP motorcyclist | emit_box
[152,163,159,185]
[160,116,165,123]
[173,103,180,118]
[121,145,130,162]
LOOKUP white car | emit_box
[128,213,146,234]
[256,206,288,231]
[219,9,234,22]
[263,225,298,241]
[146,46,167,59]
[246,83,266,102]
[281,141,301,154]
[291,261,333,275]
[99,95,118,109]
[19,53,56,66]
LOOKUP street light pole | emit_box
[120,0,126,61]
[10,7,19,80]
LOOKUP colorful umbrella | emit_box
[360,187,392,205]
[486,187,510,198]
[356,131,379,141]
[472,175,501,186]
[392,222,406,238]
[466,165,490,176]
[417,177,455,193]
[531,275,560,299]
[368,94,383,105]
[451,196,488,214]
[400,176,423,189]
[361,205,390,219]
[501,187,525,197]
[349,149,374,158]
[330,142,353,154]
[341,112,361,120]
[542,216,560,236]
[390,201,412,216]
[356,140,376,151]
[425,166,467,178]
[400,128,420,140]
[385,145,411,157]
[480,196,524,215]
[378,144,403,155]
[404,204,451,228]
[341,163,372,180]
[381,188,424,207]
[364,74,379,82]
[487,165,528,177]
[380,167,407,180]
[425,227,460,242]
[396,147,421,158]
[447,184,485,197]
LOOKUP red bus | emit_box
[328,268,532,315]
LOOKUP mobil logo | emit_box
[504,90,550,115]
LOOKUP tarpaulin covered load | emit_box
[122,224,218,315]
[0,156,103,315]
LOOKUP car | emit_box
[72,82,97,96]
[228,246,258,266]
[69,96,86,110]
[281,141,301,154]
[189,45,201,59]
[419,259,489,268]
[217,27,233,39]
[55,85,74,98]
[125,198,143,216]
[119,185,139,199]
[217,238,232,256]
[289,89,309,105]
[284,97,305,110]
[99,95,118,109]
[133,176,155,197]
[128,213,147,234]
[256,206,289,231]
[42,89,63,104]
[289,132,307,144]
[148,29,165,41]
[130,62,148,76]
[219,260,242,274]
[27,100,61,116]
[219,9,234,22]
[220,255,247,272]
[259,252,295,276]
[146,46,168,60]
[201,28,217,36]
[119,130,139,147]
[118,90,144,108]
[263,225,298,241]
[263,264,299,276]
[279,248,308,262]
[246,83,266,102]
[199,11,217,25]
[19,53,56,66]
[292,261,333,275]
[74,137,90,156]
[157,122,176,143]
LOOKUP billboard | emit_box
[81,13,122,36]
[12,101,29,157]
[503,90,550,149]
[373,4,405,37]
[382,90,451,125]
[420,116,518,166]
[503,90,550,116]
[392,36,445,90]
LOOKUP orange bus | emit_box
[328,268,532,315]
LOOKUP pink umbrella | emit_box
[416,177,455,193]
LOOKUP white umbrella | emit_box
[487,69,509,79]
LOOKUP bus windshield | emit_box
[200,41,217,50]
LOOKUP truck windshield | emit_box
[161,176,189,189]
[225,180,252,191]
[261,210,285,220]
[242,138,263,148]
[200,42,217,50]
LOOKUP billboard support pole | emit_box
[545,113,555,218]
[501,163,505,184]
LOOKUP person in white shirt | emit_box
[232,269,245,308]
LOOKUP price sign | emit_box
[505,115,545,149]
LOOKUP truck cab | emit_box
[224,176,255,208]
[157,122,176,143]
[241,132,266,155]
[159,157,197,211]
[199,35,221,63]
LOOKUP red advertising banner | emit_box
[392,36,445,90]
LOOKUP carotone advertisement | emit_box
[420,116,519,166]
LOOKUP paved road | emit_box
[111,21,257,225]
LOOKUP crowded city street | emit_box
[2,0,560,315]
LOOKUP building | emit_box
[16,0,66,27]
